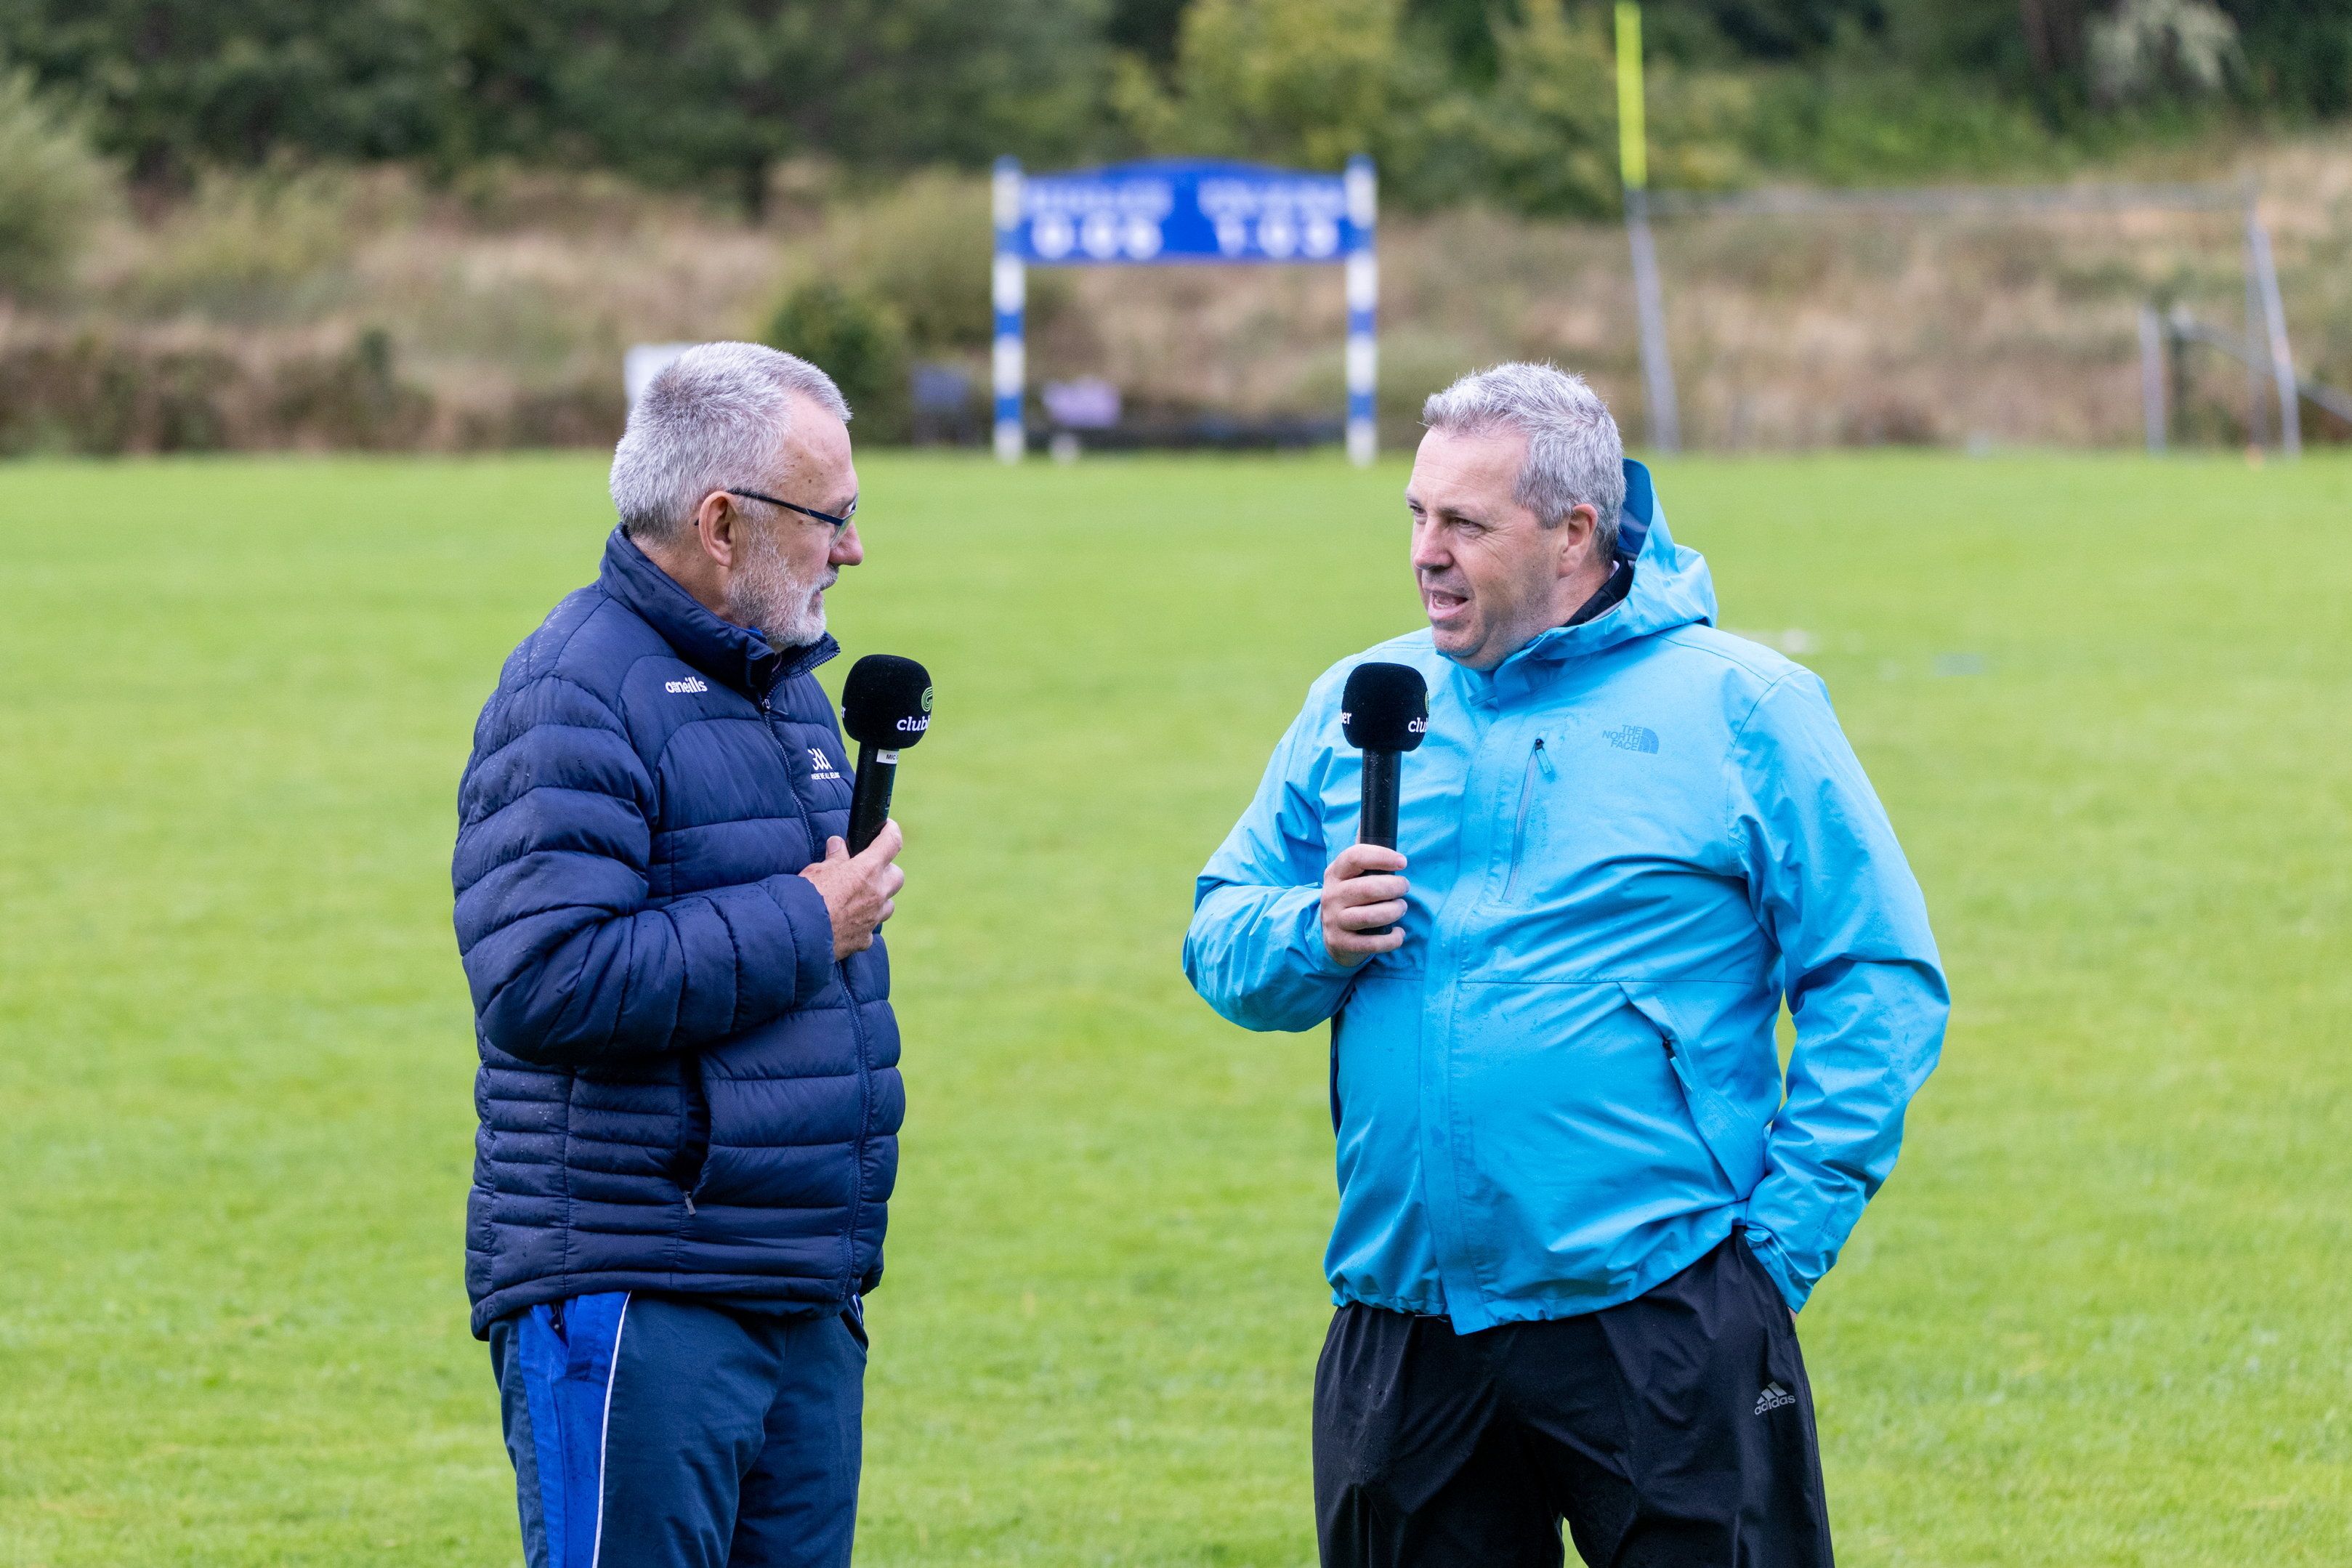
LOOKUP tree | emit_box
[448,0,1110,216]
[0,0,1110,209]
[2220,0,2352,118]
[0,0,455,186]
[1133,0,1404,169]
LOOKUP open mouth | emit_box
[1422,583,1471,621]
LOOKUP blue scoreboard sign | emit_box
[992,156,1378,463]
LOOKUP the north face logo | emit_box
[664,676,709,694]
[807,748,844,783]
[1755,1382,1796,1416]
[1605,724,1660,753]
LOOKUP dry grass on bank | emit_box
[5,139,2349,455]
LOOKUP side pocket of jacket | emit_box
[1618,982,1769,1192]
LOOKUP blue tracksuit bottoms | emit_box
[488,1293,867,1568]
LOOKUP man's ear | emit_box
[692,491,740,569]
[1557,503,1601,578]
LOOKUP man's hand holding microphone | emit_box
[1322,663,1428,969]
[800,654,931,959]
[802,824,903,959]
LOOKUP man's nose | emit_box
[1410,527,1448,573]
[831,522,865,568]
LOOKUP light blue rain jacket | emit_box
[1184,466,1947,1326]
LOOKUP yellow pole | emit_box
[1615,0,1678,450]
[1615,1,1647,193]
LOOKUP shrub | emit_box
[108,168,362,321]
[0,68,110,297]
[823,171,994,352]
[0,326,432,455]
[764,280,912,442]
[817,171,1074,358]
[269,327,433,449]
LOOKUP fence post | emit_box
[2138,304,2166,455]
[2245,199,2301,458]
[2164,305,2191,448]
[992,158,1027,464]
[2239,187,2270,450]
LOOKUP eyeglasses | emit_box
[722,488,857,535]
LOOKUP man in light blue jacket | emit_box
[1184,363,1947,1568]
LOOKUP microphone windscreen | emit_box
[1341,662,1428,753]
[841,655,934,748]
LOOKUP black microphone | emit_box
[839,655,934,854]
[1340,662,1428,936]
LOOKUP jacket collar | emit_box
[597,528,838,696]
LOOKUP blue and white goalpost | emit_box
[993,155,1379,466]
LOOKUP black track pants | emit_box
[1313,1237,1832,1568]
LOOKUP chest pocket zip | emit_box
[1500,737,1553,902]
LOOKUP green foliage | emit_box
[0,0,453,185]
[1417,1,1624,217]
[815,172,1078,360]
[1681,0,1885,61]
[1147,0,1404,170]
[453,0,1110,215]
[0,0,1108,211]
[2228,0,2352,120]
[1408,0,1506,81]
[1745,66,2071,184]
[1107,0,1194,63]
[765,280,911,443]
[1115,0,1743,215]
[1375,2,1611,216]
[105,169,363,321]
[8,0,2352,226]
[4,451,2352,1563]
[820,173,999,354]
[0,68,110,296]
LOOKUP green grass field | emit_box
[2,449,2348,1566]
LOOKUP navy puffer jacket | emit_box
[453,530,902,1337]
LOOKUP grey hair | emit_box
[610,342,851,543]
[1421,363,1626,557]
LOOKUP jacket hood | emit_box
[1463,459,1715,692]
[598,528,837,695]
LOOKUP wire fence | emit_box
[1626,179,2330,456]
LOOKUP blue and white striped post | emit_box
[992,157,1027,464]
[1344,155,1378,467]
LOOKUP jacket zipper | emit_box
[1500,737,1551,901]
[762,687,873,1300]
[677,1043,711,1215]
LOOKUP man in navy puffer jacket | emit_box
[453,343,907,1568]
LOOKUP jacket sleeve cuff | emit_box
[766,871,838,1001]
[1742,1226,1811,1314]
[1299,892,1355,978]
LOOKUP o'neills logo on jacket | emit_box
[664,676,709,694]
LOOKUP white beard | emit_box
[726,523,834,647]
